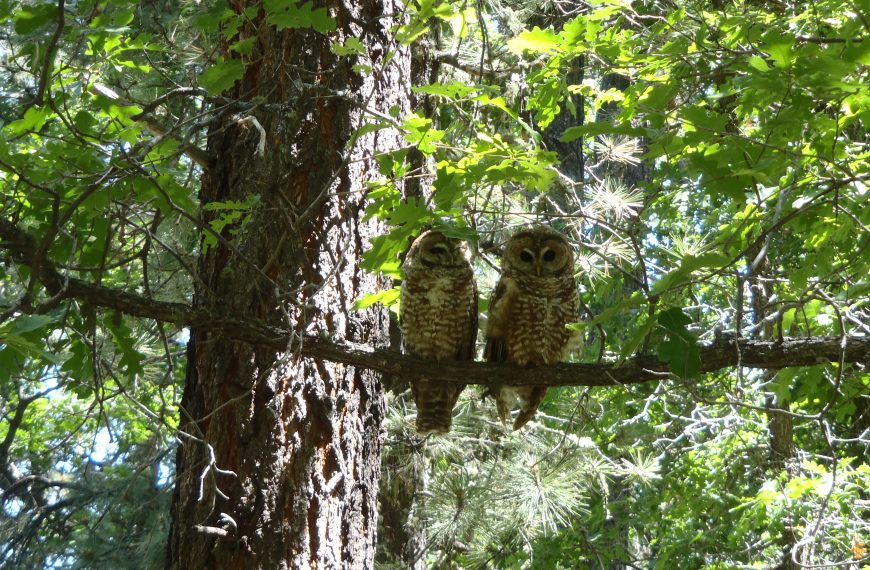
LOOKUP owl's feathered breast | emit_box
[400,264,477,361]
[498,271,578,366]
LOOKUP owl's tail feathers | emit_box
[495,391,510,428]
[413,382,463,436]
[416,412,451,435]
[512,387,548,430]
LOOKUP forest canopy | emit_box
[0,0,868,568]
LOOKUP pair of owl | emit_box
[400,227,580,434]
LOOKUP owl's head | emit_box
[407,230,470,268]
[503,227,573,277]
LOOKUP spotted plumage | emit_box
[485,227,580,429]
[400,230,478,435]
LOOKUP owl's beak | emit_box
[535,262,542,276]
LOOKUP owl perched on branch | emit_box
[400,230,478,435]
[485,227,580,430]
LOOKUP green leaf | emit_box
[402,113,444,154]
[473,94,519,120]
[104,313,145,378]
[747,55,769,72]
[842,39,870,65]
[638,82,679,113]
[680,106,728,132]
[431,222,477,243]
[80,218,111,268]
[768,368,794,402]
[561,122,647,141]
[573,294,644,329]
[264,0,336,34]
[307,5,337,34]
[199,57,245,95]
[354,287,400,310]
[361,232,411,275]
[650,252,732,296]
[10,314,56,334]
[432,167,465,210]
[415,0,454,20]
[194,0,233,33]
[202,196,258,250]
[230,36,257,55]
[656,307,700,378]
[385,202,430,226]
[0,336,63,365]
[73,111,99,138]
[13,3,57,35]
[331,37,365,57]
[762,32,794,68]
[508,27,561,54]
[5,105,52,135]
[0,316,63,365]
[61,338,94,384]
[413,82,485,99]
[348,121,391,149]
[620,317,656,361]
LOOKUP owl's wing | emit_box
[398,279,411,355]
[484,277,514,363]
[484,335,508,363]
[485,278,513,424]
[456,276,478,361]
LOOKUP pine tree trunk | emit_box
[165,2,410,567]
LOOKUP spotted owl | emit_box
[485,227,580,430]
[400,230,478,435]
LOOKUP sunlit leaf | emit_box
[508,27,561,54]
[264,0,336,33]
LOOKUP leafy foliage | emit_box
[368,0,868,567]
[1,0,868,567]
[1,0,199,566]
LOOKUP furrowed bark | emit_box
[163,2,410,567]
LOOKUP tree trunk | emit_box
[166,2,410,567]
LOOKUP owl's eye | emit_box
[429,245,448,255]
[520,250,534,263]
[542,249,556,262]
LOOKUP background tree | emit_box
[1,0,868,569]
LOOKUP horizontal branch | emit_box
[3,220,869,387]
[301,334,870,387]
